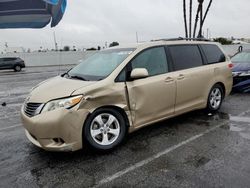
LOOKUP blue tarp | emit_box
[0,0,67,28]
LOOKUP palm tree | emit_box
[198,0,213,37]
[183,0,188,38]
[197,0,204,38]
[193,4,200,38]
[189,0,193,39]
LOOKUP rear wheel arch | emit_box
[214,82,226,99]
[206,83,224,112]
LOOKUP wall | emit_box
[0,51,96,67]
[1,44,250,67]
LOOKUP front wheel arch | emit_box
[82,106,129,151]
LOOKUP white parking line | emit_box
[238,109,250,117]
[94,120,229,188]
[230,116,250,123]
[0,124,21,132]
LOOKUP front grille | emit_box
[24,103,43,117]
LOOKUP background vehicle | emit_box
[0,57,25,72]
[21,40,232,152]
[231,50,250,93]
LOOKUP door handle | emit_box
[177,74,185,80]
[165,77,174,83]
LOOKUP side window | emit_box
[116,69,126,82]
[169,45,203,71]
[3,58,15,61]
[200,44,226,64]
[130,47,168,76]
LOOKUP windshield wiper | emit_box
[70,75,89,81]
[61,68,72,78]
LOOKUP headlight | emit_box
[41,95,83,113]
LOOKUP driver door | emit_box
[126,46,176,128]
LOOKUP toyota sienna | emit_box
[21,40,233,152]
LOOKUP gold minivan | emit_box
[21,40,233,152]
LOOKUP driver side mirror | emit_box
[130,68,149,80]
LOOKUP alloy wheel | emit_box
[90,113,120,146]
[209,88,222,110]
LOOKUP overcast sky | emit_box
[0,0,249,51]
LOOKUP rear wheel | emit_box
[14,65,22,72]
[206,84,224,113]
[83,108,127,151]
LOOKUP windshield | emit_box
[67,48,135,81]
[232,52,250,63]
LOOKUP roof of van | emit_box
[109,40,219,50]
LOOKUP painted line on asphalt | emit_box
[94,120,229,188]
[0,124,22,132]
[230,116,250,123]
[238,109,250,117]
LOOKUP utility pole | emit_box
[53,31,58,51]
[136,32,139,43]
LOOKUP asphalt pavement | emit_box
[0,66,250,188]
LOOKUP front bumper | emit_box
[21,106,89,152]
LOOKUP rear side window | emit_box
[169,45,203,71]
[3,58,16,61]
[130,47,169,76]
[200,44,225,64]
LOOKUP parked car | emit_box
[0,57,25,72]
[21,40,232,152]
[231,50,250,93]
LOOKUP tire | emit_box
[83,108,127,151]
[206,84,224,113]
[14,65,22,72]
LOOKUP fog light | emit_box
[53,138,65,144]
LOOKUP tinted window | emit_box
[3,58,16,61]
[130,47,168,76]
[169,45,203,71]
[201,44,225,64]
[116,69,126,82]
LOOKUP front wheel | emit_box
[83,108,127,151]
[206,84,224,113]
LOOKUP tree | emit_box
[198,0,213,38]
[86,47,97,51]
[63,46,70,51]
[183,0,188,38]
[109,42,119,47]
[214,38,232,45]
[193,3,200,38]
[189,0,192,38]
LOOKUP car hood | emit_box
[28,76,96,103]
[232,61,250,72]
